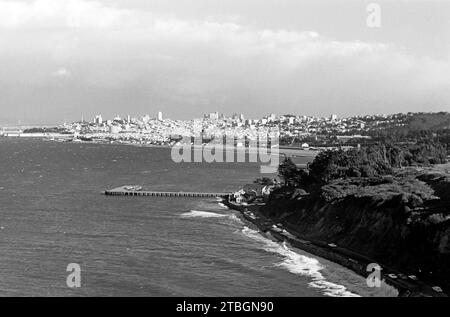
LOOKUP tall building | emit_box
[157,111,163,121]
[331,114,338,121]
[93,114,103,124]
[268,113,276,122]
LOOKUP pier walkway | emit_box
[104,186,229,198]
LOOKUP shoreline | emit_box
[221,195,447,297]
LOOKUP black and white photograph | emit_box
[0,0,449,302]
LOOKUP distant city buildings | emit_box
[142,114,151,124]
[40,111,424,147]
[110,125,121,134]
[205,111,219,120]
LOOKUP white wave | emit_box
[217,202,230,209]
[181,210,228,218]
[228,213,243,224]
[181,210,244,226]
[241,227,360,297]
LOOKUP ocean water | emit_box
[0,138,396,297]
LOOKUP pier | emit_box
[104,186,229,198]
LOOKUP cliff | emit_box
[261,164,450,292]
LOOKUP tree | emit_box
[277,139,447,190]
[278,157,303,187]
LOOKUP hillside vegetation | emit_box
[268,141,450,291]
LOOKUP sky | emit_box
[0,0,449,124]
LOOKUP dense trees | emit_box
[307,145,392,184]
[278,157,304,187]
[279,141,448,188]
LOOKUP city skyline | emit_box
[2,108,450,127]
[0,0,449,124]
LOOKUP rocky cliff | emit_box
[261,164,450,291]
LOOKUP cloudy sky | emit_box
[0,0,449,124]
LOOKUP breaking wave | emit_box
[217,202,230,209]
[181,211,243,224]
[241,226,360,297]
[181,210,228,218]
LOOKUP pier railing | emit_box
[104,186,229,198]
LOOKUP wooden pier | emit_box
[104,186,229,198]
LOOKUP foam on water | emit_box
[241,227,360,297]
[217,202,230,209]
[181,210,227,218]
[228,213,243,224]
[181,210,243,225]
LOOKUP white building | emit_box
[110,125,121,134]
[93,115,103,124]
[142,114,151,124]
[209,112,219,120]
